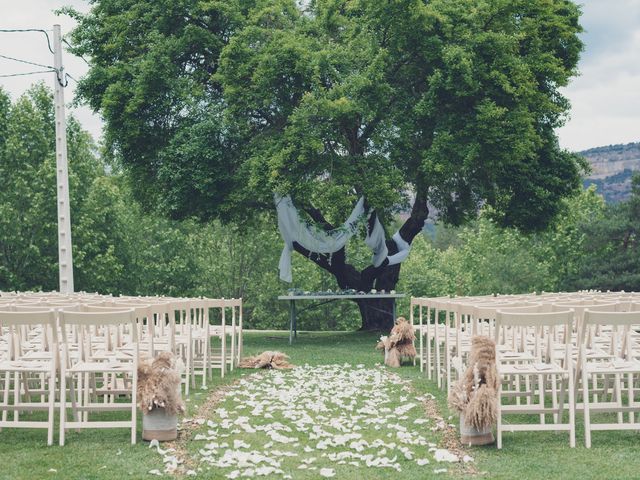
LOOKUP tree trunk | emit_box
[357,298,395,330]
[291,191,429,331]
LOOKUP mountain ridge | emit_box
[578,141,640,203]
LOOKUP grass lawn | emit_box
[1,331,640,479]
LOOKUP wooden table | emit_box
[278,293,406,344]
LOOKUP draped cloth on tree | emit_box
[275,194,411,282]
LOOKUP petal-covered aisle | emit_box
[152,364,474,478]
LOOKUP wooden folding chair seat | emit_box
[0,308,58,445]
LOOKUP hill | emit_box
[579,142,640,202]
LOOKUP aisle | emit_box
[155,364,474,478]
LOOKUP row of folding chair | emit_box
[410,292,640,448]
[0,307,138,445]
[0,293,244,392]
[0,293,244,444]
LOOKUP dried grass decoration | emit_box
[448,336,498,446]
[376,317,417,367]
[239,351,294,369]
[137,351,185,415]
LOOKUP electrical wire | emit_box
[0,52,66,86]
[62,38,89,66]
[0,69,55,78]
[0,53,54,70]
[0,28,55,54]
[0,29,78,87]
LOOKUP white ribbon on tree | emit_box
[275,194,412,282]
[364,214,388,267]
[364,217,411,267]
[275,195,365,282]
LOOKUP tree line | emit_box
[1,85,638,330]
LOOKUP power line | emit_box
[0,28,85,87]
[0,28,54,54]
[0,52,67,86]
[0,53,54,70]
[62,38,89,66]
[0,69,55,78]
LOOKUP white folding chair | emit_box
[495,309,576,448]
[580,307,640,448]
[58,309,138,445]
[0,308,58,445]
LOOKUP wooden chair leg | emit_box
[628,372,635,424]
[551,373,559,424]
[1,370,10,426]
[13,371,19,422]
[47,373,55,446]
[59,371,67,446]
[131,372,137,445]
[614,373,623,424]
[583,367,592,448]
[568,370,576,448]
[497,381,503,449]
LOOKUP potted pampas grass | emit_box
[138,352,185,441]
[375,317,417,367]
[448,336,499,446]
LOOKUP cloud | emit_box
[0,0,101,141]
[558,0,640,151]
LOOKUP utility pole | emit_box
[53,24,74,293]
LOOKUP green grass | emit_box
[1,331,640,479]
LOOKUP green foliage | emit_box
[565,174,640,291]
[2,83,634,333]
[0,84,102,291]
[397,187,610,303]
[67,0,585,231]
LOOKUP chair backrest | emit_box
[58,309,138,364]
[496,310,574,327]
[582,309,640,360]
[583,308,640,326]
[496,304,550,314]
[0,309,57,361]
[495,309,574,362]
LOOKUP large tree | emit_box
[67,0,585,329]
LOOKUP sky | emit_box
[0,0,639,152]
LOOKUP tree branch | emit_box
[302,205,336,230]
[399,188,429,244]
[292,241,361,290]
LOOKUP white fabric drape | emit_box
[364,214,388,267]
[275,195,412,282]
[388,231,411,265]
[276,195,365,282]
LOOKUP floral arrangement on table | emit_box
[287,288,397,296]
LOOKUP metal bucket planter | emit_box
[142,407,177,442]
[460,413,494,446]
